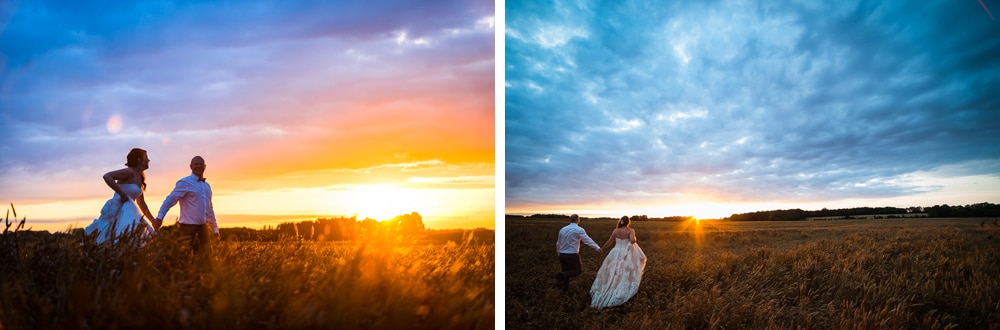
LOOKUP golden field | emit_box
[0,213,494,329]
[505,217,1000,329]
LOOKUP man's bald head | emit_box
[190,156,206,178]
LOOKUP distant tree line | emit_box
[727,202,1000,221]
[506,202,1000,223]
[221,212,425,241]
[618,215,693,222]
[506,214,693,222]
[527,214,570,219]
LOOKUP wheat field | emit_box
[505,217,1000,329]
[0,212,494,329]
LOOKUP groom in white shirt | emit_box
[155,156,219,254]
[555,214,602,293]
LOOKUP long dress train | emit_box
[590,238,647,309]
[85,183,155,243]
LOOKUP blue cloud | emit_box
[0,0,493,180]
[506,0,1000,211]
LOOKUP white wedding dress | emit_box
[590,237,647,309]
[85,183,154,244]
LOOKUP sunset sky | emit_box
[506,0,1000,219]
[0,0,495,232]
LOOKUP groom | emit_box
[555,214,602,292]
[155,156,219,254]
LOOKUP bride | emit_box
[590,216,647,309]
[85,148,159,244]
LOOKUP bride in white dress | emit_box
[590,216,647,309]
[85,148,159,243]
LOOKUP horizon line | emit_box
[505,200,1000,219]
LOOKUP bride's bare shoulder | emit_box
[104,167,136,181]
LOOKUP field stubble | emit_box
[506,217,1000,329]
[0,213,494,329]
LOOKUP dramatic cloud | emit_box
[506,0,1000,217]
[0,0,494,230]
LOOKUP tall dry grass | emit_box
[506,217,1000,329]
[0,208,494,329]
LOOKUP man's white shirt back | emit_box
[556,222,601,254]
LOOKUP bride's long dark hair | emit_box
[618,216,630,228]
[125,148,147,190]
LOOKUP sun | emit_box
[680,202,735,220]
[348,184,427,221]
[634,201,731,221]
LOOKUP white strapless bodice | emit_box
[119,183,143,200]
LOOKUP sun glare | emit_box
[681,203,732,220]
[349,184,426,221]
[627,202,734,220]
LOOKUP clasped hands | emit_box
[147,217,220,240]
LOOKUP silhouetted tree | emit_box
[358,218,380,237]
[276,222,299,239]
[389,212,425,237]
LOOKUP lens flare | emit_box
[106,115,123,134]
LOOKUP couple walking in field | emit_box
[556,214,647,310]
[84,148,219,253]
